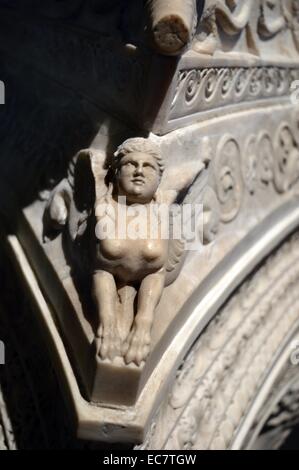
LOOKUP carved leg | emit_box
[124,269,165,366]
[92,270,121,361]
[116,285,136,343]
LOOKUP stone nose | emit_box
[134,164,144,176]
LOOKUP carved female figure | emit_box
[46,138,205,366]
[93,139,168,366]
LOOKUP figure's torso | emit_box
[94,200,168,283]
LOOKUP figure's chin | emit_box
[127,190,149,204]
[129,185,145,197]
[124,185,155,203]
[132,188,143,196]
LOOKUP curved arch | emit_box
[137,198,299,437]
[138,221,299,449]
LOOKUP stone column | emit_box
[147,0,197,55]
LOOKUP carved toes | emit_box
[124,327,151,366]
[96,324,122,361]
[96,322,151,365]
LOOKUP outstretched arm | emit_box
[160,160,206,204]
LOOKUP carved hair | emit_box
[113,137,165,176]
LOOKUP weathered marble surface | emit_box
[1,0,299,444]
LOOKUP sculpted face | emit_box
[116,152,161,203]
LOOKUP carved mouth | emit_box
[132,178,145,186]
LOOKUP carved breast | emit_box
[100,239,126,260]
[95,236,168,283]
[141,239,166,262]
[100,238,166,263]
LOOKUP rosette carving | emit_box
[257,132,274,187]
[214,136,243,222]
[273,124,299,193]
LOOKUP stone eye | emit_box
[123,162,136,169]
[143,162,157,171]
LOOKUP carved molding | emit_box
[169,66,299,123]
